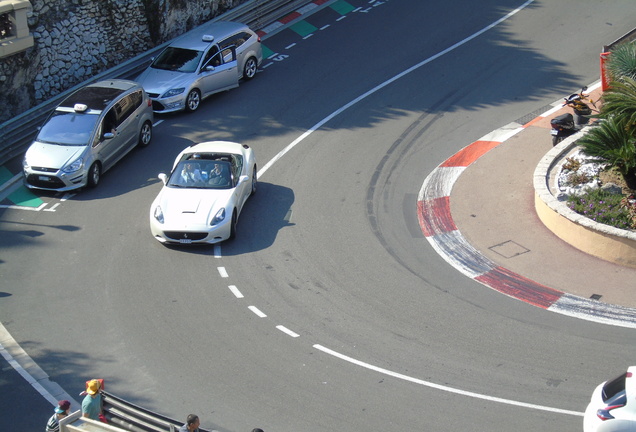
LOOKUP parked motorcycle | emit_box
[550,86,597,146]
[563,86,597,126]
[550,113,576,146]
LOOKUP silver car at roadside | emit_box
[23,79,154,191]
[136,21,262,114]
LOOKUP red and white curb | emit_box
[417,103,636,329]
[257,0,332,37]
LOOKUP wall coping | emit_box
[533,128,636,267]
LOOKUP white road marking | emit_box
[313,344,583,416]
[258,0,535,179]
[218,267,229,278]
[276,325,300,338]
[249,306,267,317]
[214,244,222,258]
[228,285,244,298]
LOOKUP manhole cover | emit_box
[489,240,530,258]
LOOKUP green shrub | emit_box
[566,188,633,229]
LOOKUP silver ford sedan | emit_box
[136,21,262,114]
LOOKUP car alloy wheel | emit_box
[138,121,152,147]
[87,162,101,188]
[185,89,201,112]
[243,57,257,80]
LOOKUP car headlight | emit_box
[154,206,164,224]
[161,88,185,98]
[63,158,83,174]
[211,208,225,226]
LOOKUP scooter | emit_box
[550,113,576,146]
[550,86,597,146]
[563,86,597,126]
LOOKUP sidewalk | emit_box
[419,84,636,327]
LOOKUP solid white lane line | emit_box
[258,0,534,179]
[313,344,583,416]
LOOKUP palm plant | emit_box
[607,42,636,81]
[599,76,636,132]
[578,116,636,189]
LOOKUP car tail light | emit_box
[597,404,625,421]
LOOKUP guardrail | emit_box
[0,0,311,166]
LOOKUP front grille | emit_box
[148,93,160,98]
[164,231,208,241]
[26,174,66,189]
[31,167,58,173]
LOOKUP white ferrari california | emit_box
[149,141,257,244]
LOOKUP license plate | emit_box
[550,129,558,136]
[179,239,192,244]
[38,175,52,181]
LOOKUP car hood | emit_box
[137,68,194,95]
[156,187,233,225]
[25,141,86,170]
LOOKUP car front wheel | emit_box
[138,121,152,147]
[229,211,237,240]
[87,162,101,188]
[185,89,201,112]
[243,57,257,80]
[250,165,257,196]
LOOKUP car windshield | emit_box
[151,47,203,73]
[36,111,99,146]
[168,160,233,189]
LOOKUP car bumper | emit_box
[149,217,232,244]
[23,168,87,192]
[147,94,186,113]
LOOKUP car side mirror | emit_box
[103,132,114,139]
[158,173,167,185]
[239,175,249,184]
[204,65,215,72]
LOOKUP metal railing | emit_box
[0,0,311,165]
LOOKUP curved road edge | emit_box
[416,90,636,329]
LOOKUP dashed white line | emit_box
[285,43,296,49]
[214,244,222,258]
[218,267,228,278]
[228,285,243,298]
[320,24,330,30]
[276,325,299,338]
[303,34,314,40]
[249,306,267,318]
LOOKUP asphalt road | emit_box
[2,1,636,431]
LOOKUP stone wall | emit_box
[0,0,247,124]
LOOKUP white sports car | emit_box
[584,366,636,432]
[149,141,257,244]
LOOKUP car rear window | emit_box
[602,373,627,402]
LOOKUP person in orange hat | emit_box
[81,379,103,420]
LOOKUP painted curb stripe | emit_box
[417,98,636,327]
[257,0,353,37]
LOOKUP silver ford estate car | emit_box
[23,79,154,191]
[136,21,262,113]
